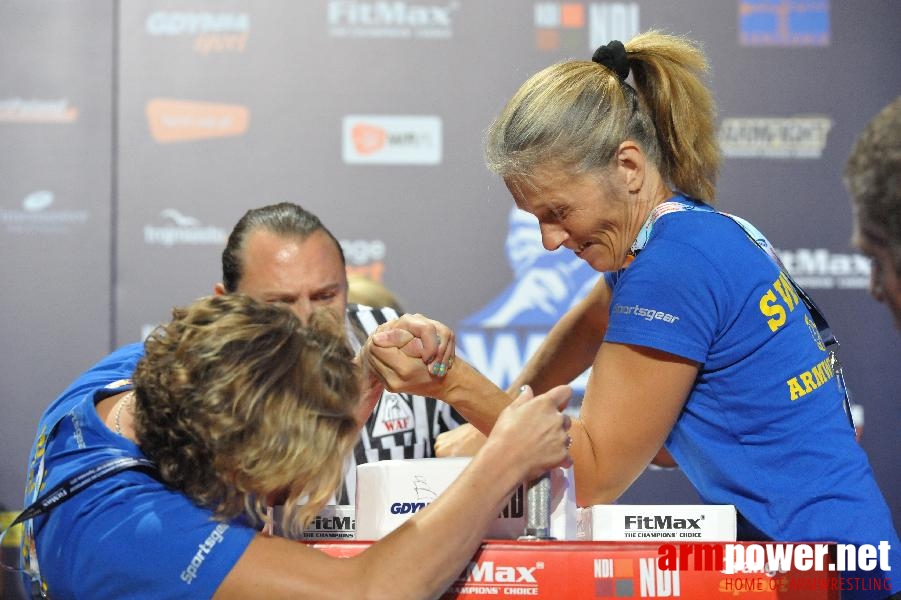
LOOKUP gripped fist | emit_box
[365,313,456,393]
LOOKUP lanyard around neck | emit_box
[628,199,838,348]
[5,456,159,531]
[630,199,698,256]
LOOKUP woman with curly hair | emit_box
[20,294,571,599]
[844,96,901,331]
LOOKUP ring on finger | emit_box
[565,435,573,450]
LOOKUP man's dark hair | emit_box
[221,202,346,292]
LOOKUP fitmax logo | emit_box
[311,515,354,530]
[461,561,540,583]
[777,248,869,277]
[625,515,703,530]
[776,248,870,290]
[328,1,457,26]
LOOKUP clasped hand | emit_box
[363,313,574,476]
[363,313,455,397]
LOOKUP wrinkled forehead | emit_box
[503,165,571,202]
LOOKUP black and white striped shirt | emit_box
[338,304,463,504]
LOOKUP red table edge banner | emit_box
[304,540,883,599]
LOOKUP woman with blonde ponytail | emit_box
[390,31,898,599]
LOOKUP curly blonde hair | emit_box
[133,294,360,535]
[844,96,901,273]
[485,30,720,203]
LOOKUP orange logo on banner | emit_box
[346,263,385,281]
[351,123,387,155]
[146,99,249,143]
[560,3,585,27]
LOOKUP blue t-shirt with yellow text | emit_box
[603,198,899,589]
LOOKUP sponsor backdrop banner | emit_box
[1,1,898,538]
[0,1,114,512]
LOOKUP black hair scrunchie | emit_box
[592,40,629,82]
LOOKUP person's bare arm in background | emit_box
[434,278,677,467]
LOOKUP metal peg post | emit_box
[518,472,554,541]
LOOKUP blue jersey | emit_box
[22,343,255,599]
[604,197,899,596]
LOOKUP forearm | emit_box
[356,438,525,599]
[509,281,609,395]
[568,419,643,506]
[355,385,572,597]
[432,359,511,436]
[219,440,528,600]
[567,344,697,507]
[509,316,601,394]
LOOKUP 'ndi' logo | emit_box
[594,557,681,598]
[534,3,639,53]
